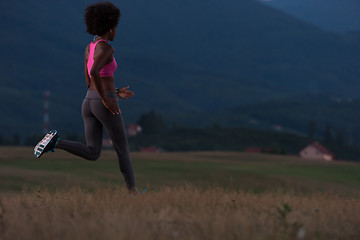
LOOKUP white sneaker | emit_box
[34,130,59,158]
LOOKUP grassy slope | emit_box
[1,147,360,194]
[1,147,360,239]
[1,187,360,240]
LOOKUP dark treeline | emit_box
[127,111,360,161]
[2,133,85,147]
[4,110,360,161]
[128,125,360,162]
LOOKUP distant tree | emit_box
[335,128,345,146]
[307,120,317,139]
[3,136,14,145]
[62,133,85,142]
[13,134,21,145]
[137,110,166,134]
[212,123,222,130]
[323,125,333,144]
[24,134,41,146]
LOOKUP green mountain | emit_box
[1,0,360,138]
[221,94,360,143]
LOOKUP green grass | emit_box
[1,147,360,194]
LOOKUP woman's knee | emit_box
[85,149,101,160]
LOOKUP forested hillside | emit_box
[1,0,359,138]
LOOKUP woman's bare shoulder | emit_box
[94,41,114,58]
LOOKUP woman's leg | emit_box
[90,99,135,190]
[56,98,103,160]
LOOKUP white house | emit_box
[127,124,143,137]
[299,142,335,161]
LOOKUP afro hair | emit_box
[84,2,121,36]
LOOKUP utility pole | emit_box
[43,91,50,133]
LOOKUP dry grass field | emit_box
[1,187,360,240]
[1,147,360,239]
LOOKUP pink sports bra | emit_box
[87,39,117,78]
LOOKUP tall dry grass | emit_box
[0,186,359,240]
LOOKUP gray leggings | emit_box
[56,90,135,190]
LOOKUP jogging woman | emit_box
[34,2,136,192]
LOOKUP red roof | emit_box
[140,147,162,153]
[245,147,262,153]
[309,142,334,157]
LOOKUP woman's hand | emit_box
[117,86,135,100]
[102,96,120,115]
